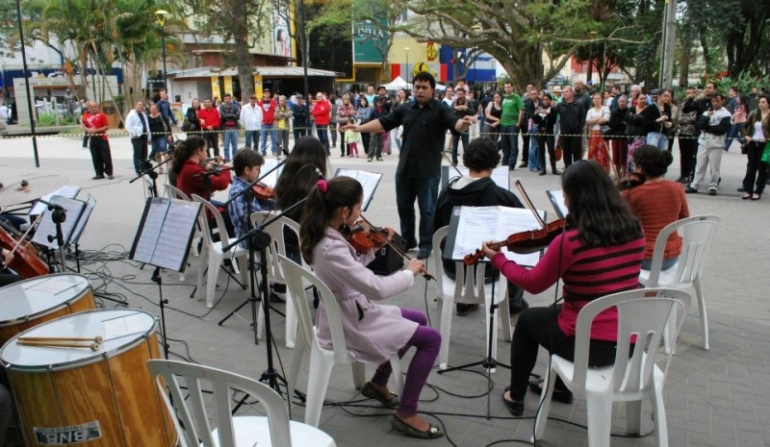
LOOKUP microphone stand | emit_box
[129,157,173,198]
[222,197,308,401]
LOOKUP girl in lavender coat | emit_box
[300,177,443,440]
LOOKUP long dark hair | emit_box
[300,177,363,264]
[562,160,642,247]
[275,136,328,220]
[172,136,206,176]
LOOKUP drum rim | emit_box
[1,308,159,372]
[0,273,91,327]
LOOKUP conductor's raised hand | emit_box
[340,122,359,132]
[481,241,500,260]
[407,258,426,276]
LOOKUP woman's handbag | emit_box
[761,142,770,164]
[554,137,563,161]
[181,119,192,132]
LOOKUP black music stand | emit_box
[129,197,201,359]
[31,196,86,273]
[68,195,96,273]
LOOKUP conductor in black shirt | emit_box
[343,72,475,259]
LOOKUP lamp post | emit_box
[15,0,40,167]
[155,10,169,90]
[587,31,597,88]
[404,47,410,88]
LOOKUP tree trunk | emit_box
[231,0,254,100]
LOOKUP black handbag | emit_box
[366,232,407,275]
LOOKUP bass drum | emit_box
[0,274,95,346]
[0,309,175,447]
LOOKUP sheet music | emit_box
[130,198,201,272]
[333,169,383,211]
[30,185,80,215]
[449,206,545,267]
[441,166,509,191]
[259,159,283,188]
[547,190,568,218]
[70,196,96,244]
[30,196,86,249]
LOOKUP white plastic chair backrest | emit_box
[571,288,688,394]
[646,215,720,287]
[165,183,192,201]
[433,226,487,304]
[279,255,351,364]
[251,212,307,278]
[146,359,291,447]
[192,194,233,248]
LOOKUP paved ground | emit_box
[1,129,769,447]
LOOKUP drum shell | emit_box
[2,310,175,447]
[0,274,95,346]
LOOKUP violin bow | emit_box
[8,213,42,257]
[358,214,435,281]
[514,180,547,229]
[441,151,464,178]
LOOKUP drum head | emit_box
[0,274,90,326]
[1,309,156,371]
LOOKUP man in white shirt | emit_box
[686,93,732,196]
[240,95,263,150]
[125,100,151,174]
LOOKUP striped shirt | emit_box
[491,229,645,341]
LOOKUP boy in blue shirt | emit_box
[228,149,274,247]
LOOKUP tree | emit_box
[179,0,270,100]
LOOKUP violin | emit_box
[617,172,646,190]
[340,220,388,256]
[463,180,566,266]
[0,222,49,278]
[252,183,276,201]
[343,215,435,281]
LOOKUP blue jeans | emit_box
[646,132,669,151]
[244,130,260,150]
[500,124,519,167]
[724,123,746,151]
[395,174,439,252]
[260,123,277,155]
[223,128,238,159]
[316,125,330,154]
[641,256,678,271]
[528,125,539,171]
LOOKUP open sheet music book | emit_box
[333,169,383,211]
[31,195,86,250]
[547,190,568,219]
[445,206,547,267]
[70,195,96,244]
[441,166,509,191]
[130,198,201,272]
[30,185,81,215]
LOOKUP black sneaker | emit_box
[518,162,528,168]
[92,175,105,180]
[685,186,698,194]
[417,249,431,260]
[708,189,717,196]
[456,303,480,316]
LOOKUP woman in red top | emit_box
[481,160,645,416]
[622,145,689,270]
[173,136,233,233]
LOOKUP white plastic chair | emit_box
[251,212,309,348]
[191,195,249,308]
[533,288,692,447]
[433,226,512,370]
[639,215,720,351]
[279,255,403,428]
[146,359,336,447]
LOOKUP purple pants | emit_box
[371,308,441,416]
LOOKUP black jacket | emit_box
[641,103,673,135]
[292,103,309,127]
[555,100,586,134]
[532,107,558,135]
[608,107,630,134]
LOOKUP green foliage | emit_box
[700,73,770,94]
[37,112,57,126]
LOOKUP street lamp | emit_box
[155,9,170,90]
[404,47,410,88]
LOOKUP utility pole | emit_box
[660,0,677,88]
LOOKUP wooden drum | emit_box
[0,309,175,447]
[0,274,95,345]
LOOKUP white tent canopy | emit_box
[382,76,412,90]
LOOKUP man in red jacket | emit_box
[198,98,221,157]
[311,91,331,154]
[259,89,278,157]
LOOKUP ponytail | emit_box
[172,136,206,176]
[299,177,363,264]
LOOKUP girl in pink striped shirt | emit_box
[482,160,645,416]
